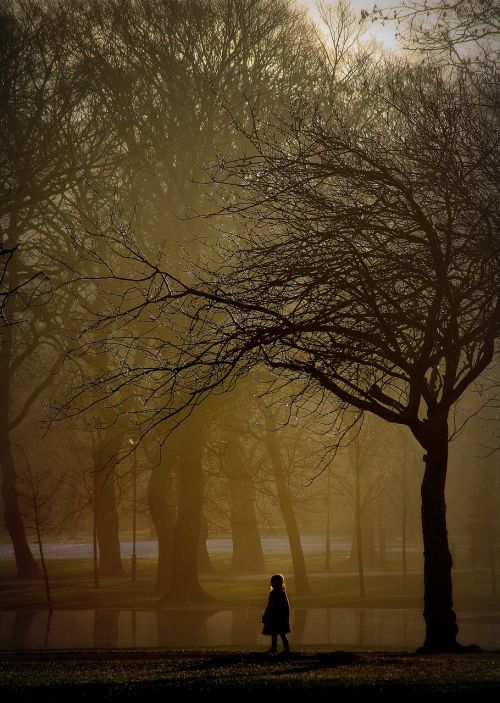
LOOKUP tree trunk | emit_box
[352,452,366,598]
[0,438,41,579]
[401,458,408,594]
[377,497,386,570]
[93,464,125,578]
[354,464,366,598]
[226,441,265,573]
[402,511,408,594]
[263,426,311,596]
[419,418,459,652]
[229,474,265,573]
[168,416,212,601]
[0,326,40,579]
[147,458,175,594]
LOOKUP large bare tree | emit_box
[64,51,499,650]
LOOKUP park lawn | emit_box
[1,649,500,700]
[0,552,497,611]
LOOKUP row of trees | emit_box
[1,0,499,652]
[16,386,428,595]
[1,0,322,582]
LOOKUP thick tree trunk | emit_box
[263,426,311,596]
[419,418,459,652]
[229,474,265,573]
[147,458,175,594]
[227,443,265,573]
[168,416,212,601]
[93,464,125,578]
[0,327,40,579]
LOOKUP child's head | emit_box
[270,573,286,591]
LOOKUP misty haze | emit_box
[0,0,499,697]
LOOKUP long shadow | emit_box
[184,649,357,675]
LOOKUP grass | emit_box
[1,550,499,699]
[0,551,497,611]
[1,649,500,700]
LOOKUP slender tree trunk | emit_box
[325,468,331,571]
[401,458,408,593]
[147,458,175,594]
[419,418,459,652]
[168,415,212,601]
[354,464,366,599]
[36,527,52,612]
[92,503,99,588]
[402,511,408,594]
[377,497,386,570]
[263,425,311,596]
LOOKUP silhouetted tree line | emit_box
[0,0,498,653]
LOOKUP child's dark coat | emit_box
[261,588,291,635]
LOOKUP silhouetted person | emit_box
[261,573,291,655]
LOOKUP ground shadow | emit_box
[188,649,358,674]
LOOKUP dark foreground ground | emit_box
[1,648,500,701]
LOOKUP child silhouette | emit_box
[261,573,291,655]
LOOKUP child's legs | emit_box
[270,634,278,652]
[280,633,290,652]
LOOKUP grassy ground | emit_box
[1,649,500,700]
[0,552,497,611]
[1,551,499,699]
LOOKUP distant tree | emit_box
[332,415,390,598]
[387,427,422,592]
[204,393,266,574]
[17,449,64,610]
[0,0,72,579]
[261,406,312,596]
[54,0,322,602]
[0,0,124,579]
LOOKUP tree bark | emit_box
[93,462,125,578]
[168,415,212,601]
[147,456,175,594]
[229,473,265,572]
[226,438,265,573]
[419,418,459,652]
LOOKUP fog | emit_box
[0,0,498,653]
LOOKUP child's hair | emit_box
[270,573,286,591]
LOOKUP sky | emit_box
[300,0,400,48]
